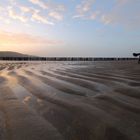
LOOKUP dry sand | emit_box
[0,61,140,140]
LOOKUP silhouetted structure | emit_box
[0,57,138,61]
[133,53,140,64]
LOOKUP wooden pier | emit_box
[0,57,138,61]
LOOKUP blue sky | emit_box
[0,0,140,57]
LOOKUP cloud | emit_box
[26,1,65,23]
[73,0,96,19]
[0,0,65,25]
[48,11,63,21]
[53,4,66,12]
[101,15,113,25]
[76,0,95,14]
[72,0,140,29]
[29,0,66,12]
[73,14,85,19]
[73,10,99,20]
[7,3,55,25]
[19,6,33,13]
[0,30,63,47]
[28,0,66,22]
[29,0,48,9]
[100,0,140,28]
[31,11,54,25]
[8,7,28,23]
[1,0,139,29]
[15,4,54,25]
[88,11,100,20]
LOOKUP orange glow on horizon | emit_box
[0,30,63,47]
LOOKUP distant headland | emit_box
[0,51,34,57]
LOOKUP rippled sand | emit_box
[0,61,140,140]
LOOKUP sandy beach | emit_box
[0,61,140,140]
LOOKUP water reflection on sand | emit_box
[0,61,140,140]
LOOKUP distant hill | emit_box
[0,51,34,57]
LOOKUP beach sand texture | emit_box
[0,61,140,140]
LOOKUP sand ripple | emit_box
[0,61,140,140]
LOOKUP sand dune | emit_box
[0,61,140,140]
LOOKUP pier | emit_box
[0,57,138,61]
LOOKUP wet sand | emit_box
[0,61,140,140]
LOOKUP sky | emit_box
[0,0,140,57]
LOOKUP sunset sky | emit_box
[0,0,140,57]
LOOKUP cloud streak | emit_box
[31,11,54,25]
[29,0,48,9]
[73,0,95,19]
[48,11,63,21]
[0,30,63,47]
